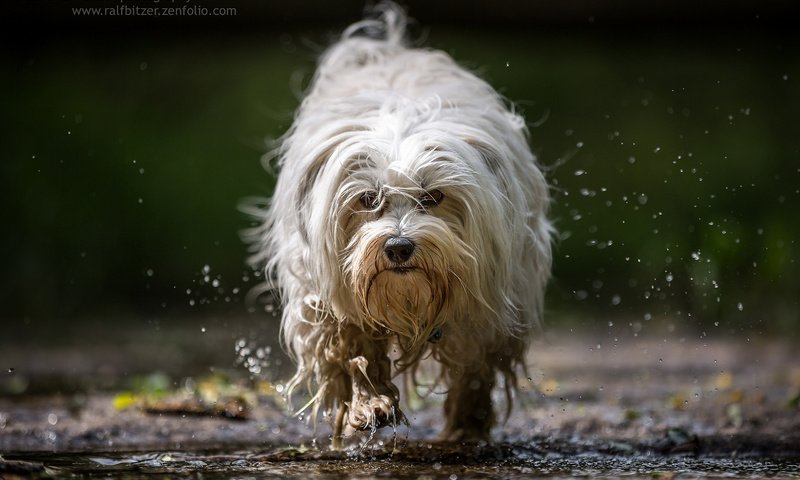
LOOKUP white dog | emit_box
[247,3,552,448]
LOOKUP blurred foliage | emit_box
[1,28,797,333]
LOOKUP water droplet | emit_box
[48,413,58,425]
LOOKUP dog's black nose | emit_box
[384,236,415,263]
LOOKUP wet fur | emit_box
[245,3,552,447]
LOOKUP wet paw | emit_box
[346,393,402,433]
[344,356,405,435]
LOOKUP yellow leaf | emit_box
[625,409,641,421]
[540,378,560,396]
[256,380,278,396]
[713,372,734,391]
[727,389,745,403]
[113,392,138,410]
[789,367,800,387]
[669,392,689,410]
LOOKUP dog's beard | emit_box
[344,215,471,364]
[365,268,443,337]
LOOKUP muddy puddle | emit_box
[4,444,800,479]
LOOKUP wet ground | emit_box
[2,317,799,478]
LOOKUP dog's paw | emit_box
[343,356,405,434]
[345,393,403,434]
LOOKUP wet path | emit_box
[2,323,799,477]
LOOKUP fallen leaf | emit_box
[726,403,743,428]
[112,392,138,411]
[712,371,733,391]
[788,390,800,409]
[539,378,560,396]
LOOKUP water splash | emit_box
[235,339,273,378]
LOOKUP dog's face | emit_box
[300,116,508,357]
[340,151,473,351]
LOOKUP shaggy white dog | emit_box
[247,4,552,448]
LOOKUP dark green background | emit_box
[2,3,798,336]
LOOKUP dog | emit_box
[246,3,552,448]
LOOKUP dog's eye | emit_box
[359,191,380,209]
[419,189,444,208]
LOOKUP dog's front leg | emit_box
[441,363,496,442]
[343,354,403,435]
[326,324,404,447]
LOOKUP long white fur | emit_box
[246,3,553,445]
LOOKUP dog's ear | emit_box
[466,139,501,174]
[294,146,333,244]
[465,138,513,196]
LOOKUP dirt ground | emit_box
[2,319,800,477]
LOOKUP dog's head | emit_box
[339,143,481,350]
[272,95,550,362]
